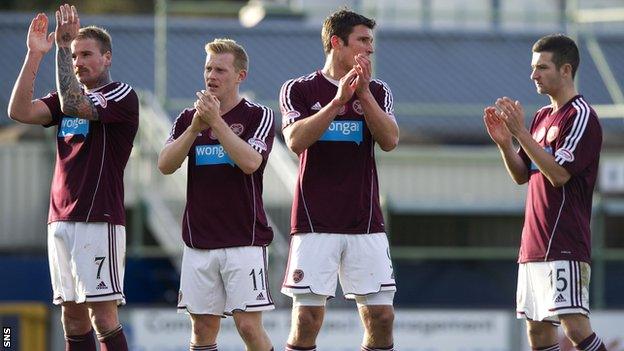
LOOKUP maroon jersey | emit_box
[40,82,139,225]
[279,71,394,235]
[518,95,602,263]
[167,99,275,249]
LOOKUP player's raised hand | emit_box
[27,13,55,54]
[353,54,372,95]
[190,110,210,133]
[55,4,80,48]
[495,97,526,136]
[194,90,221,126]
[334,68,358,105]
[483,106,512,146]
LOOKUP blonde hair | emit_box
[205,38,248,72]
[76,26,112,54]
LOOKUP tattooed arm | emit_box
[56,46,99,120]
[55,4,100,121]
[7,13,54,125]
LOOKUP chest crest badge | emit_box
[230,123,245,136]
[546,126,559,143]
[533,127,546,142]
[352,100,364,115]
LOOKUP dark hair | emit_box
[532,34,579,78]
[321,8,375,54]
[76,26,112,54]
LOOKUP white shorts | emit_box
[281,233,396,300]
[516,260,591,322]
[48,221,126,305]
[177,246,275,316]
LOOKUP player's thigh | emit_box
[177,246,226,315]
[282,233,343,297]
[548,261,591,315]
[221,246,274,314]
[74,223,126,303]
[48,222,75,304]
[340,233,396,297]
[522,261,591,322]
[49,222,125,304]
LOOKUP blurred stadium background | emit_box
[1,0,623,350]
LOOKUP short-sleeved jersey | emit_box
[517,95,602,263]
[279,71,394,235]
[167,99,275,250]
[40,82,139,225]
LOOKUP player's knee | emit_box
[90,313,118,333]
[561,323,591,344]
[62,307,91,335]
[192,318,212,335]
[365,308,394,331]
[293,309,323,333]
[89,305,119,333]
[190,315,219,342]
[235,318,263,342]
[526,323,556,345]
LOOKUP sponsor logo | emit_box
[554,293,567,303]
[293,269,304,283]
[58,117,89,137]
[352,100,363,115]
[555,148,575,162]
[92,92,107,108]
[96,281,108,290]
[230,123,244,136]
[311,102,322,110]
[530,146,553,171]
[319,120,363,144]
[195,144,235,166]
[533,127,546,142]
[256,292,265,301]
[546,126,559,143]
[248,138,268,151]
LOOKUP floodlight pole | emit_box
[155,0,168,108]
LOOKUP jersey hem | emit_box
[517,257,591,264]
[182,241,272,250]
[48,217,125,226]
[291,227,385,235]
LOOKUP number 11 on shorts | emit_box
[249,268,265,291]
